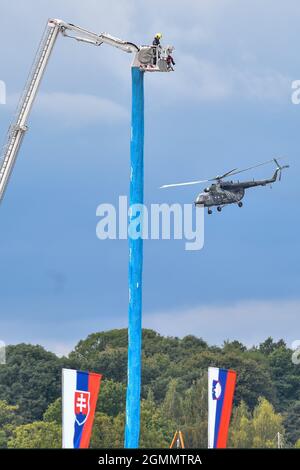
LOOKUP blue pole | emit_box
[125,67,144,448]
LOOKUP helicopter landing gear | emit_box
[238,201,243,208]
[208,209,212,215]
[217,206,222,212]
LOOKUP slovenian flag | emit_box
[62,368,102,448]
[208,367,237,448]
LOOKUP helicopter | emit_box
[161,158,289,214]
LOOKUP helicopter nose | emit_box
[195,194,205,205]
[195,198,204,206]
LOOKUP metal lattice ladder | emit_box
[0,23,60,201]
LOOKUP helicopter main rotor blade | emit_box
[213,168,238,180]
[160,179,209,189]
[160,158,286,190]
[222,158,278,179]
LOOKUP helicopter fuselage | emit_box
[195,183,245,207]
[161,159,289,214]
[195,169,279,208]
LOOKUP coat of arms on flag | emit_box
[74,390,90,425]
[212,379,222,400]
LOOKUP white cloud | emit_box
[1,298,298,355]
[38,340,75,357]
[234,68,291,102]
[0,312,128,357]
[144,299,300,347]
[7,91,128,127]
[149,55,291,104]
[166,55,232,101]
[37,92,128,125]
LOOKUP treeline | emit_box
[0,329,299,448]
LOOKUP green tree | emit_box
[231,356,276,410]
[139,391,174,448]
[71,346,128,384]
[179,336,208,356]
[142,353,172,402]
[161,379,182,423]
[259,338,286,356]
[229,401,253,448]
[68,330,128,382]
[180,376,208,448]
[43,398,61,424]
[8,421,61,448]
[252,398,284,448]
[0,344,63,422]
[223,340,247,353]
[295,439,300,448]
[90,412,123,448]
[97,380,126,417]
[268,346,300,411]
[283,401,300,445]
[0,400,22,448]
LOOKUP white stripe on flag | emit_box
[62,368,77,448]
[208,367,219,448]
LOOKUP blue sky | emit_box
[0,0,299,355]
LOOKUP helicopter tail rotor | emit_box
[274,158,290,181]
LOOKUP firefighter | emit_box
[152,33,162,65]
[152,32,162,46]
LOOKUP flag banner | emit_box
[208,367,237,448]
[62,368,102,448]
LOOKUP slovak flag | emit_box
[208,367,237,448]
[62,368,102,448]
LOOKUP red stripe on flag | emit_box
[216,370,236,448]
[79,373,102,448]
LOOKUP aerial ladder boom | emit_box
[0,22,61,203]
[0,18,162,203]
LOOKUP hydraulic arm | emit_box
[0,19,173,203]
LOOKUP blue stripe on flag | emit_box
[73,371,89,448]
[213,369,227,448]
